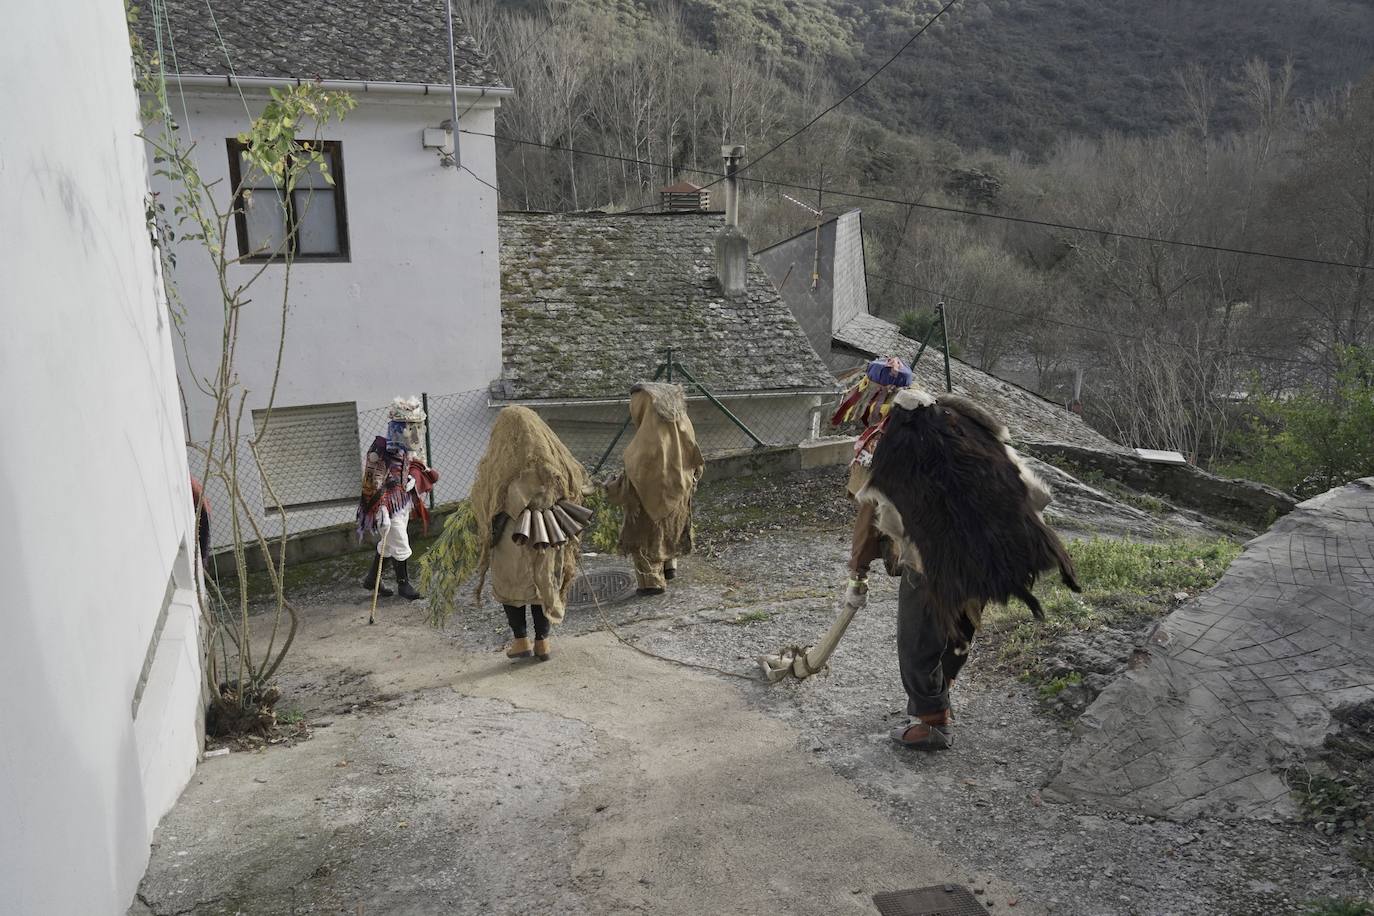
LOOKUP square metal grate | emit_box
[873,885,991,916]
[566,568,639,609]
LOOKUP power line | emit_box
[461,164,501,194]
[617,0,960,215]
[735,0,961,180]
[868,273,1328,369]
[455,0,570,124]
[461,126,1374,273]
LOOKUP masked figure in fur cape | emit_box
[605,383,705,595]
[357,396,440,600]
[855,384,1080,750]
[470,406,593,662]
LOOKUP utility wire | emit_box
[735,0,960,180]
[203,0,256,124]
[460,126,1374,273]
[617,0,961,215]
[455,0,570,124]
[868,273,1328,369]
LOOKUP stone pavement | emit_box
[1047,478,1374,818]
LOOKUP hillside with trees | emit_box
[469,0,1374,491]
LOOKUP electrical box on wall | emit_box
[422,127,451,150]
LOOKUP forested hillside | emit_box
[492,0,1374,154]
[470,0,1374,491]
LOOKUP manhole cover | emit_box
[566,569,638,609]
[873,885,990,916]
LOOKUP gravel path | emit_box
[137,470,1368,915]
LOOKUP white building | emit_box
[1,1,203,912]
[140,0,510,547]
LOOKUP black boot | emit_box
[361,553,394,597]
[394,558,423,601]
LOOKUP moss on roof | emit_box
[497,212,838,401]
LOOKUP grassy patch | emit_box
[982,535,1242,672]
[1305,901,1373,916]
[730,610,773,625]
[1037,671,1083,699]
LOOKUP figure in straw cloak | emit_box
[469,406,594,661]
[604,382,704,595]
[357,396,439,601]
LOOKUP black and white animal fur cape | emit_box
[857,388,1081,639]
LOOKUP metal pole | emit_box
[674,363,767,448]
[938,302,953,392]
[911,312,941,368]
[421,392,435,511]
[592,363,667,475]
[444,0,462,169]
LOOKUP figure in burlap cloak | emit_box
[605,383,704,594]
[470,406,592,661]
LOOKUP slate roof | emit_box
[497,212,839,401]
[137,0,504,88]
[834,313,1127,452]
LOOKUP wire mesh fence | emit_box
[194,383,838,552]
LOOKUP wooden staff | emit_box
[368,546,385,625]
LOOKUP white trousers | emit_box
[376,503,413,561]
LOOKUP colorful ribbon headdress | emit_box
[831,357,913,429]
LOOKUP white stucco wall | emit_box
[0,3,201,914]
[154,91,504,445]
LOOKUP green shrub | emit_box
[1221,347,1374,498]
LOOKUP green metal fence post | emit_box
[675,363,767,448]
[937,302,953,392]
[910,312,941,368]
[421,391,436,510]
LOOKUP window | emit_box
[251,402,360,513]
[226,139,349,261]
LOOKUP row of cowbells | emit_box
[511,500,595,549]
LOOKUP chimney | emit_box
[714,144,748,299]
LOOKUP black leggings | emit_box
[504,604,550,640]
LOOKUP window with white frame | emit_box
[251,402,360,512]
[227,139,349,261]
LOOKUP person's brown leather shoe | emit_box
[534,637,551,661]
[891,710,954,750]
[505,637,533,659]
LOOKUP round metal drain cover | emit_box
[567,569,638,609]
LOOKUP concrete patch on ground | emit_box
[1048,479,1374,818]
[136,691,598,915]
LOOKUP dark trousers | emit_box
[896,570,977,716]
[504,604,550,640]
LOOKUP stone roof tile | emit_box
[498,212,838,401]
[137,0,504,89]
